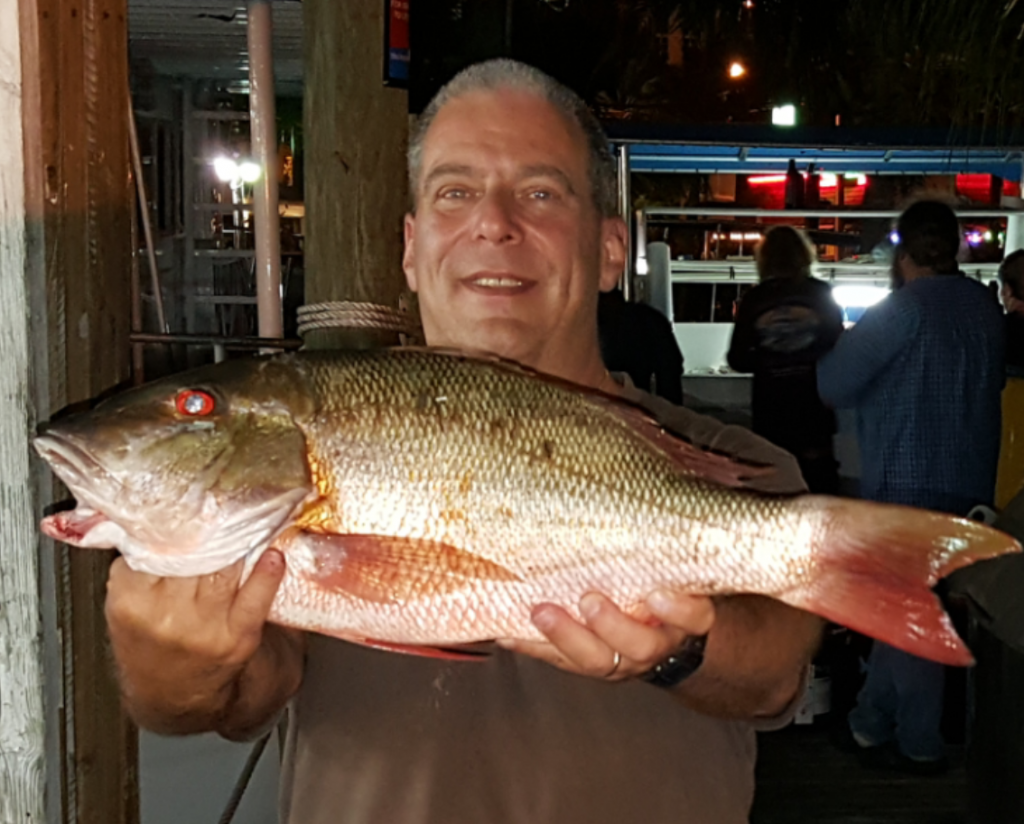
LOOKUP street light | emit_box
[211,156,263,186]
[728,62,747,79]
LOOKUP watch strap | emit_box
[639,633,708,689]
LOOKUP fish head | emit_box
[34,356,317,576]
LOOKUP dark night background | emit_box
[411,0,1024,142]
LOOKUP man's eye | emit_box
[527,189,553,200]
[439,187,470,200]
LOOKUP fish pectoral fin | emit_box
[328,634,494,661]
[295,532,522,604]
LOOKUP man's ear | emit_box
[402,213,418,291]
[599,216,628,292]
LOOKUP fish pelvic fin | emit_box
[785,497,1021,666]
[292,532,522,604]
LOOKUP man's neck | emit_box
[542,351,620,395]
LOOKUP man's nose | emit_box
[473,191,521,244]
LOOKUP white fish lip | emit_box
[33,433,112,491]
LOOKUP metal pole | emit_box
[247,0,283,341]
[617,144,633,300]
[129,180,145,385]
[128,91,170,334]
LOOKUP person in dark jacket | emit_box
[598,288,685,405]
[727,225,844,493]
[999,249,1024,372]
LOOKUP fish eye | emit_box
[175,389,216,417]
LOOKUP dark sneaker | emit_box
[827,722,864,754]
[860,743,949,777]
[828,722,885,756]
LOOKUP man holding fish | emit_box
[40,59,1008,822]
[102,59,822,822]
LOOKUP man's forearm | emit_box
[217,625,306,741]
[674,595,823,719]
[120,625,305,740]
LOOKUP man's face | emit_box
[403,88,626,379]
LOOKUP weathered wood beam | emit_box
[1,3,47,822]
[304,0,411,349]
[17,0,138,821]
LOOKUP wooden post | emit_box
[18,0,138,821]
[0,3,48,821]
[304,0,411,349]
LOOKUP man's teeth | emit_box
[474,277,525,288]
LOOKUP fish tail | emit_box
[784,497,1021,666]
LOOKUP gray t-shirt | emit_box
[278,384,807,824]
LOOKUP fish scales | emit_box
[272,351,820,643]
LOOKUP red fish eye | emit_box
[175,389,216,417]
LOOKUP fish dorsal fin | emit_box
[389,346,775,490]
[588,395,777,489]
[294,532,522,604]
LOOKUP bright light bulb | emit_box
[728,62,747,79]
[772,104,796,127]
[238,162,262,184]
[212,157,238,183]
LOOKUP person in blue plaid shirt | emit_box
[817,199,1005,775]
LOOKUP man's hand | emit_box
[500,589,822,720]
[105,548,305,739]
[497,590,714,681]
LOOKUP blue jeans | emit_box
[847,641,946,761]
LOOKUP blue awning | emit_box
[604,124,1024,181]
[626,144,1024,180]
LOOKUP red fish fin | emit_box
[294,532,521,604]
[326,633,492,661]
[782,498,1022,666]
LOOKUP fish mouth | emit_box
[40,505,121,548]
[34,433,129,549]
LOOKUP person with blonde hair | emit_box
[727,225,844,493]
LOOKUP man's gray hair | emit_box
[407,58,619,217]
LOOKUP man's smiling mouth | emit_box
[472,276,527,288]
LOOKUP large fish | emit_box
[34,348,1018,666]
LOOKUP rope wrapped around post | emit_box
[296,300,422,345]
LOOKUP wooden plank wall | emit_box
[19,0,138,821]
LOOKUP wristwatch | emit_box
[640,634,708,689]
